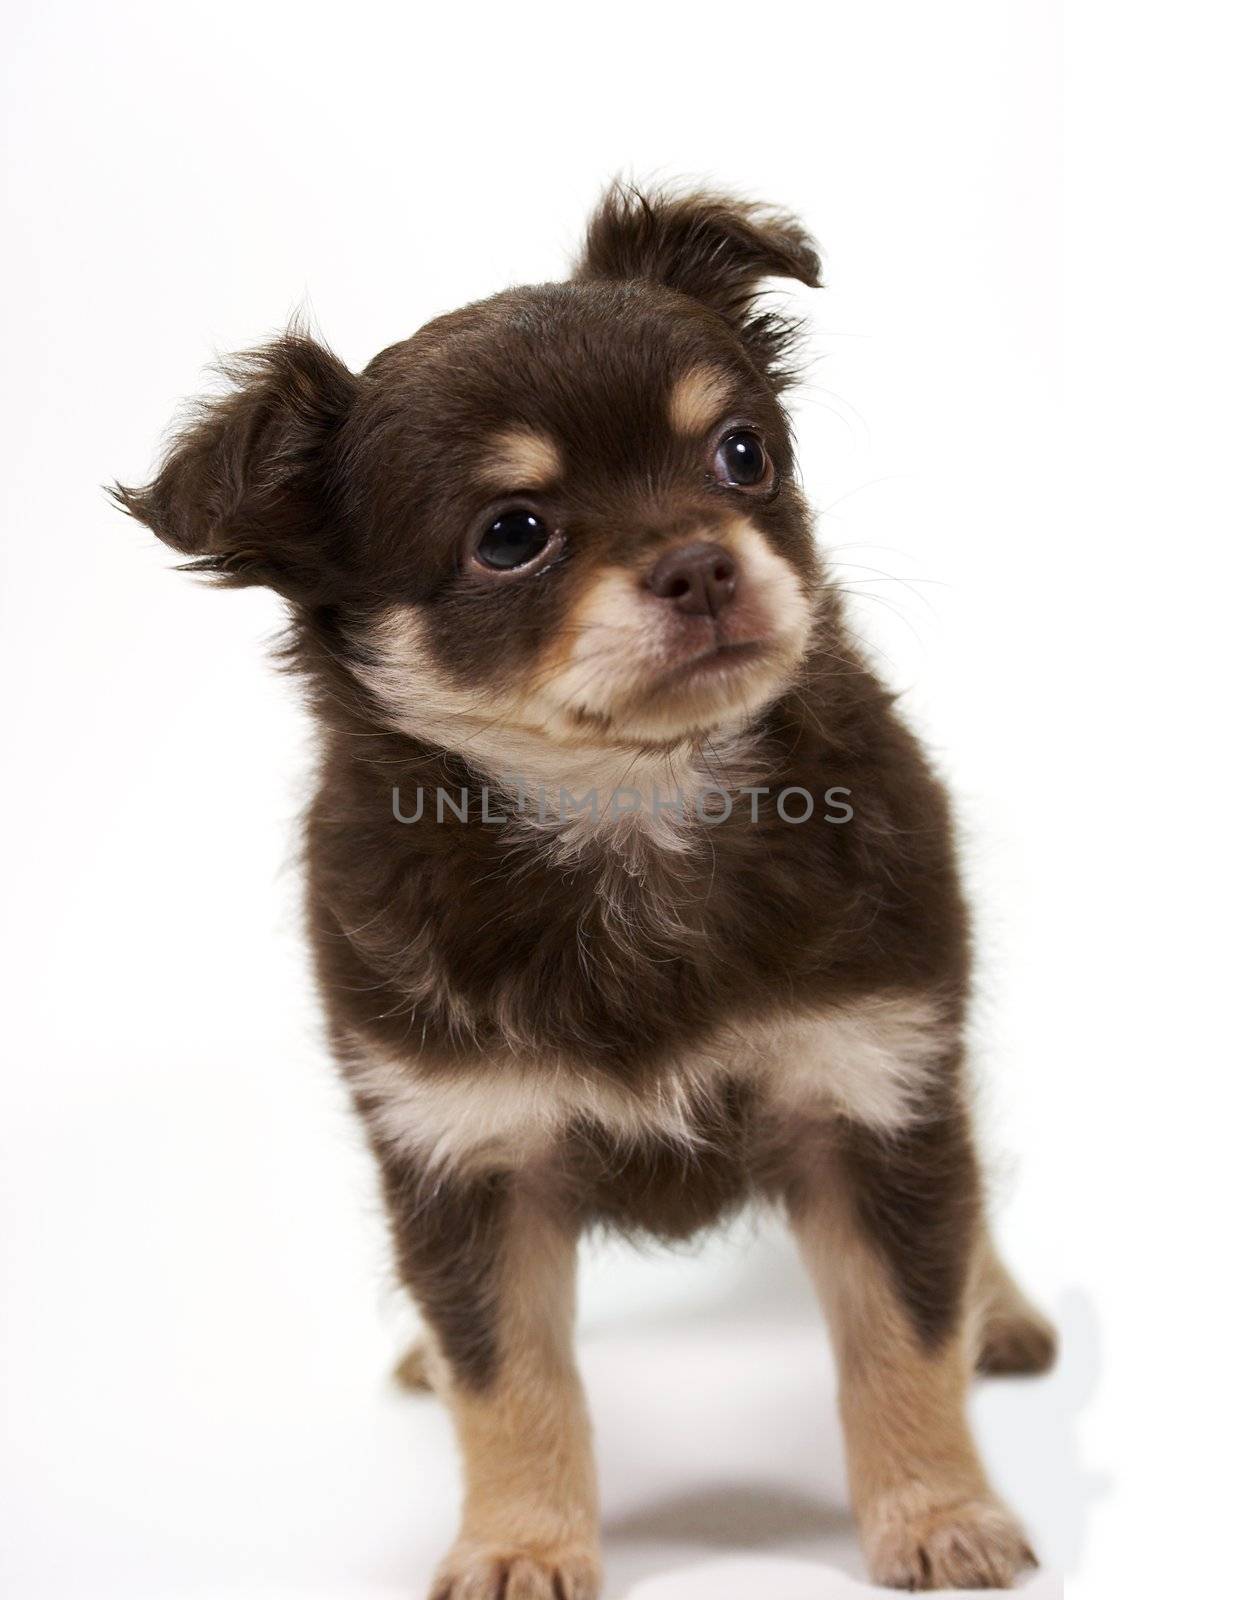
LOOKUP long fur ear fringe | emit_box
[576,181,822,390]
[109,333,358,598]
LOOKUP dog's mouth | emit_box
[589,620,803,744]
[522,525,815,745]
[649,636,771,691]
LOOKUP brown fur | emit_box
[115,180,1053,1595]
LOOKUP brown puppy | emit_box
[116,183,1056,1596]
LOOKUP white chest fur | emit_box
[346,992,950,1180]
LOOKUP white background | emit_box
[2,4,1232,1597]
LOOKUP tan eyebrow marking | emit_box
[479,427,563,490]
[667,366,734,435]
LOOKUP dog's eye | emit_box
[714,430,770,488]
[475,511,554,571]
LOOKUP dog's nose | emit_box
[647,542,739,617]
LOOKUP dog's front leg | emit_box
[787,1111,1036,1591]
[377,1158,600,1600]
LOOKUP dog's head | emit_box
[117,186,822,760]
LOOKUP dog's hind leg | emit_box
[973,1231,1058,1376]
[393,1333,438,1393]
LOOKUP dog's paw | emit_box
[866,1497,1036,1591]
[977,1305,1058,1377]
[429,1543,601,1600]
[393,1336,435,1393]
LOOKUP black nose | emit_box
[647,542,739,617]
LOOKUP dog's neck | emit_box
[333,603,779,856]
[408,717,765,858]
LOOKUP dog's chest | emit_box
[370,804,865,1073]
[347,991,947,1183]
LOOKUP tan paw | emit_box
[866,1497,1036,1591]
[977,1306,1058,1377]
[430,1543,601,1600]
[393,1337,434,1393]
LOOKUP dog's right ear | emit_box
[112,333,358,603]
[576,182,822,390]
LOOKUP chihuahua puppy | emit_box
[117,184,1055,1596]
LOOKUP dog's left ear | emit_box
[112,332,358,604]
[575,182,821,388]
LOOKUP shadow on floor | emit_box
[607,1481,854,1547]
